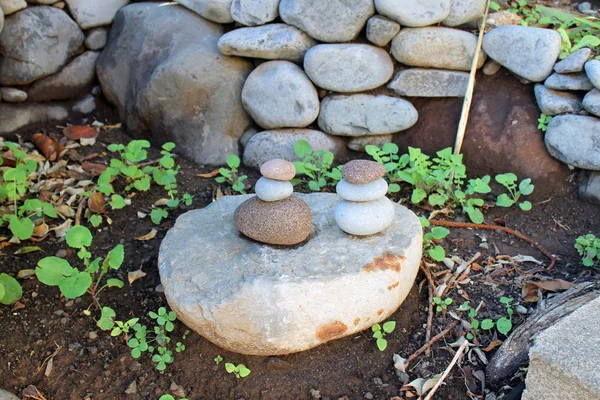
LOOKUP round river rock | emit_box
[260,159,296,181]
[342,160,386,184]
[158,193,423,355]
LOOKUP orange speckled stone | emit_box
[341,160,386,184]
[260,159,296,181]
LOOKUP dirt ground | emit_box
[1,108,599,400]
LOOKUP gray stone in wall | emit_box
[347,135,393,152]
[375,0,450,27]
[73,94,95,114]
[0,6,84,86]
[0,0,26,15]
[586,60,600,89]
[318,95,418,136]
[97,3,253,166]
[545,72,594,91]
[242,129,346,169]
[0,87,27,103]
[175,0,233,23]
[28,51,99,102]
[65,0,130,29]
[545,115,600,170]
[482,26,561,82]
[279,0,374,43]
[387,69,469,97]
[84,28,107,50]
[241,61,319,129]
[366,15,400,47]
[554,48,592,73]
[442,0,486,27]
[0,103,69,135]
[482,60,501,75]
[579,171,600,204]
[391,27,486,71]
[583,89,600,117]
[0,8,3,35]
[217,24,316,63]
[522,296,600,400]
[534,84,582,116]
[304,44,394,93]
[230,0,279,26]
[26,0,58,4]
[0,388,19,400]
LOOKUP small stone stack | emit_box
[334,160,395,236]
[234,159,312,246]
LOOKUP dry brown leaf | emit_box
[22,385,47,400]
[55,205,75,218]
[197,169,220,178]
[88,192,106,214]
[44,357,53,377]
[154,198,170,207]
[32,133,61,161]
[482,340,503,352]
[63,125,98,140]
[33,223,49,238]
[52,219,73,238]
[17,269,36,279]
[128,269,147,285]
[12,301,25,311]
[522,279,574,299]
[15,247,42,255]
[136,229,157,241]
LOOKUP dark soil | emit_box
[1,112,600,400]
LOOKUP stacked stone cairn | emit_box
[234,158,312,245]
[334,160,395,236]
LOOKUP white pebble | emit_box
[255,177,293,202]
[334,196,395,236]
[336,178,388,202]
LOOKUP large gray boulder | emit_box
[0,103,69,135]
[318,95,418,136]
[243,129,346,168]
[241,61,320,129]
[217,24,316,63]
[545,115,600,169]
[391,27,486,71]
[304,44,394,92]
[375,0,450,27]
[158,193,422,355]
[279,0,374,43]
[65,0,130,29]
[175,0,233,23]
[0,6,84,85]
[28,51,99,102]
[97,3,253,166]
[533,84,582,116]
[482,26,561,82]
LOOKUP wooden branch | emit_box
[486,282,599,385]
[424,340,470,400]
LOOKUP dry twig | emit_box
[420,262,436,355]
[407,320,460,364]
[424,340,470,400]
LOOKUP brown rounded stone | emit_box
[341,160,386,184]
[260,159,296,181]
[234,195,312,245]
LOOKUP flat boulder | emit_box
[175,0,233,23]
[97,3,253,166]
[482,26,561,82]
[241,61,319,129]
[218,24,316,63]
[544,72,594,91]
[158,193,422,355]
[304,44,394,92]
[533,84,582,116]
[391,27,486,71]
[387,69,470,97]
[318,94,418,136]
[242,129,346,169]
[545,115,600,170]
[0,6,84,85]
[280,0,374,43]
[375,0,450,27]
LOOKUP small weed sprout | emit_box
[479,297,514,336]
[215,154,247,194]
[214,355,223,364]
[433,297,453,312]
[225,363,252,378]
[371,320,396,351]
[575,234,600,268]
[293,140,342,191]
[537,113,552,132]
[458,302,480,340]
[495,173,534,211]
[159,395,188,400]
[420,217,450,262]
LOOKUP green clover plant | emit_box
[371,320,396,351]
[537,113,552,132]
[225,363,251,378]
[433,297,453,312]
[575,234,600,268]
[495,173,534,211]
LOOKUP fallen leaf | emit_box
[33,223,49,238]
[154,198,170,207]
[393,354,408,373]
[137,212,147,219]
[522,279,574,299]
[63,125,98,140]
[52,219,73,238]
[88,192,106,214]
[80,137,96,146]
[17,269,36,279]
[12,301,25,311]
[15,247,42,255]
[136,229,157,241]
[482,340,503,352]
[32,133,60,161]
[197,169,220,178]
[22,385,47,400]
[45,357,53,377]
[55,205,75,218]
[82,162,107,176]
[513,254,543,265]
[128,269,147,285]
[403,378,426,396]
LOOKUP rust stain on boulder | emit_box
[387,281,400,290]
[377,309,384,316]
[353,318,361,326]
[363,252,405,273]
[316,321,348,341]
